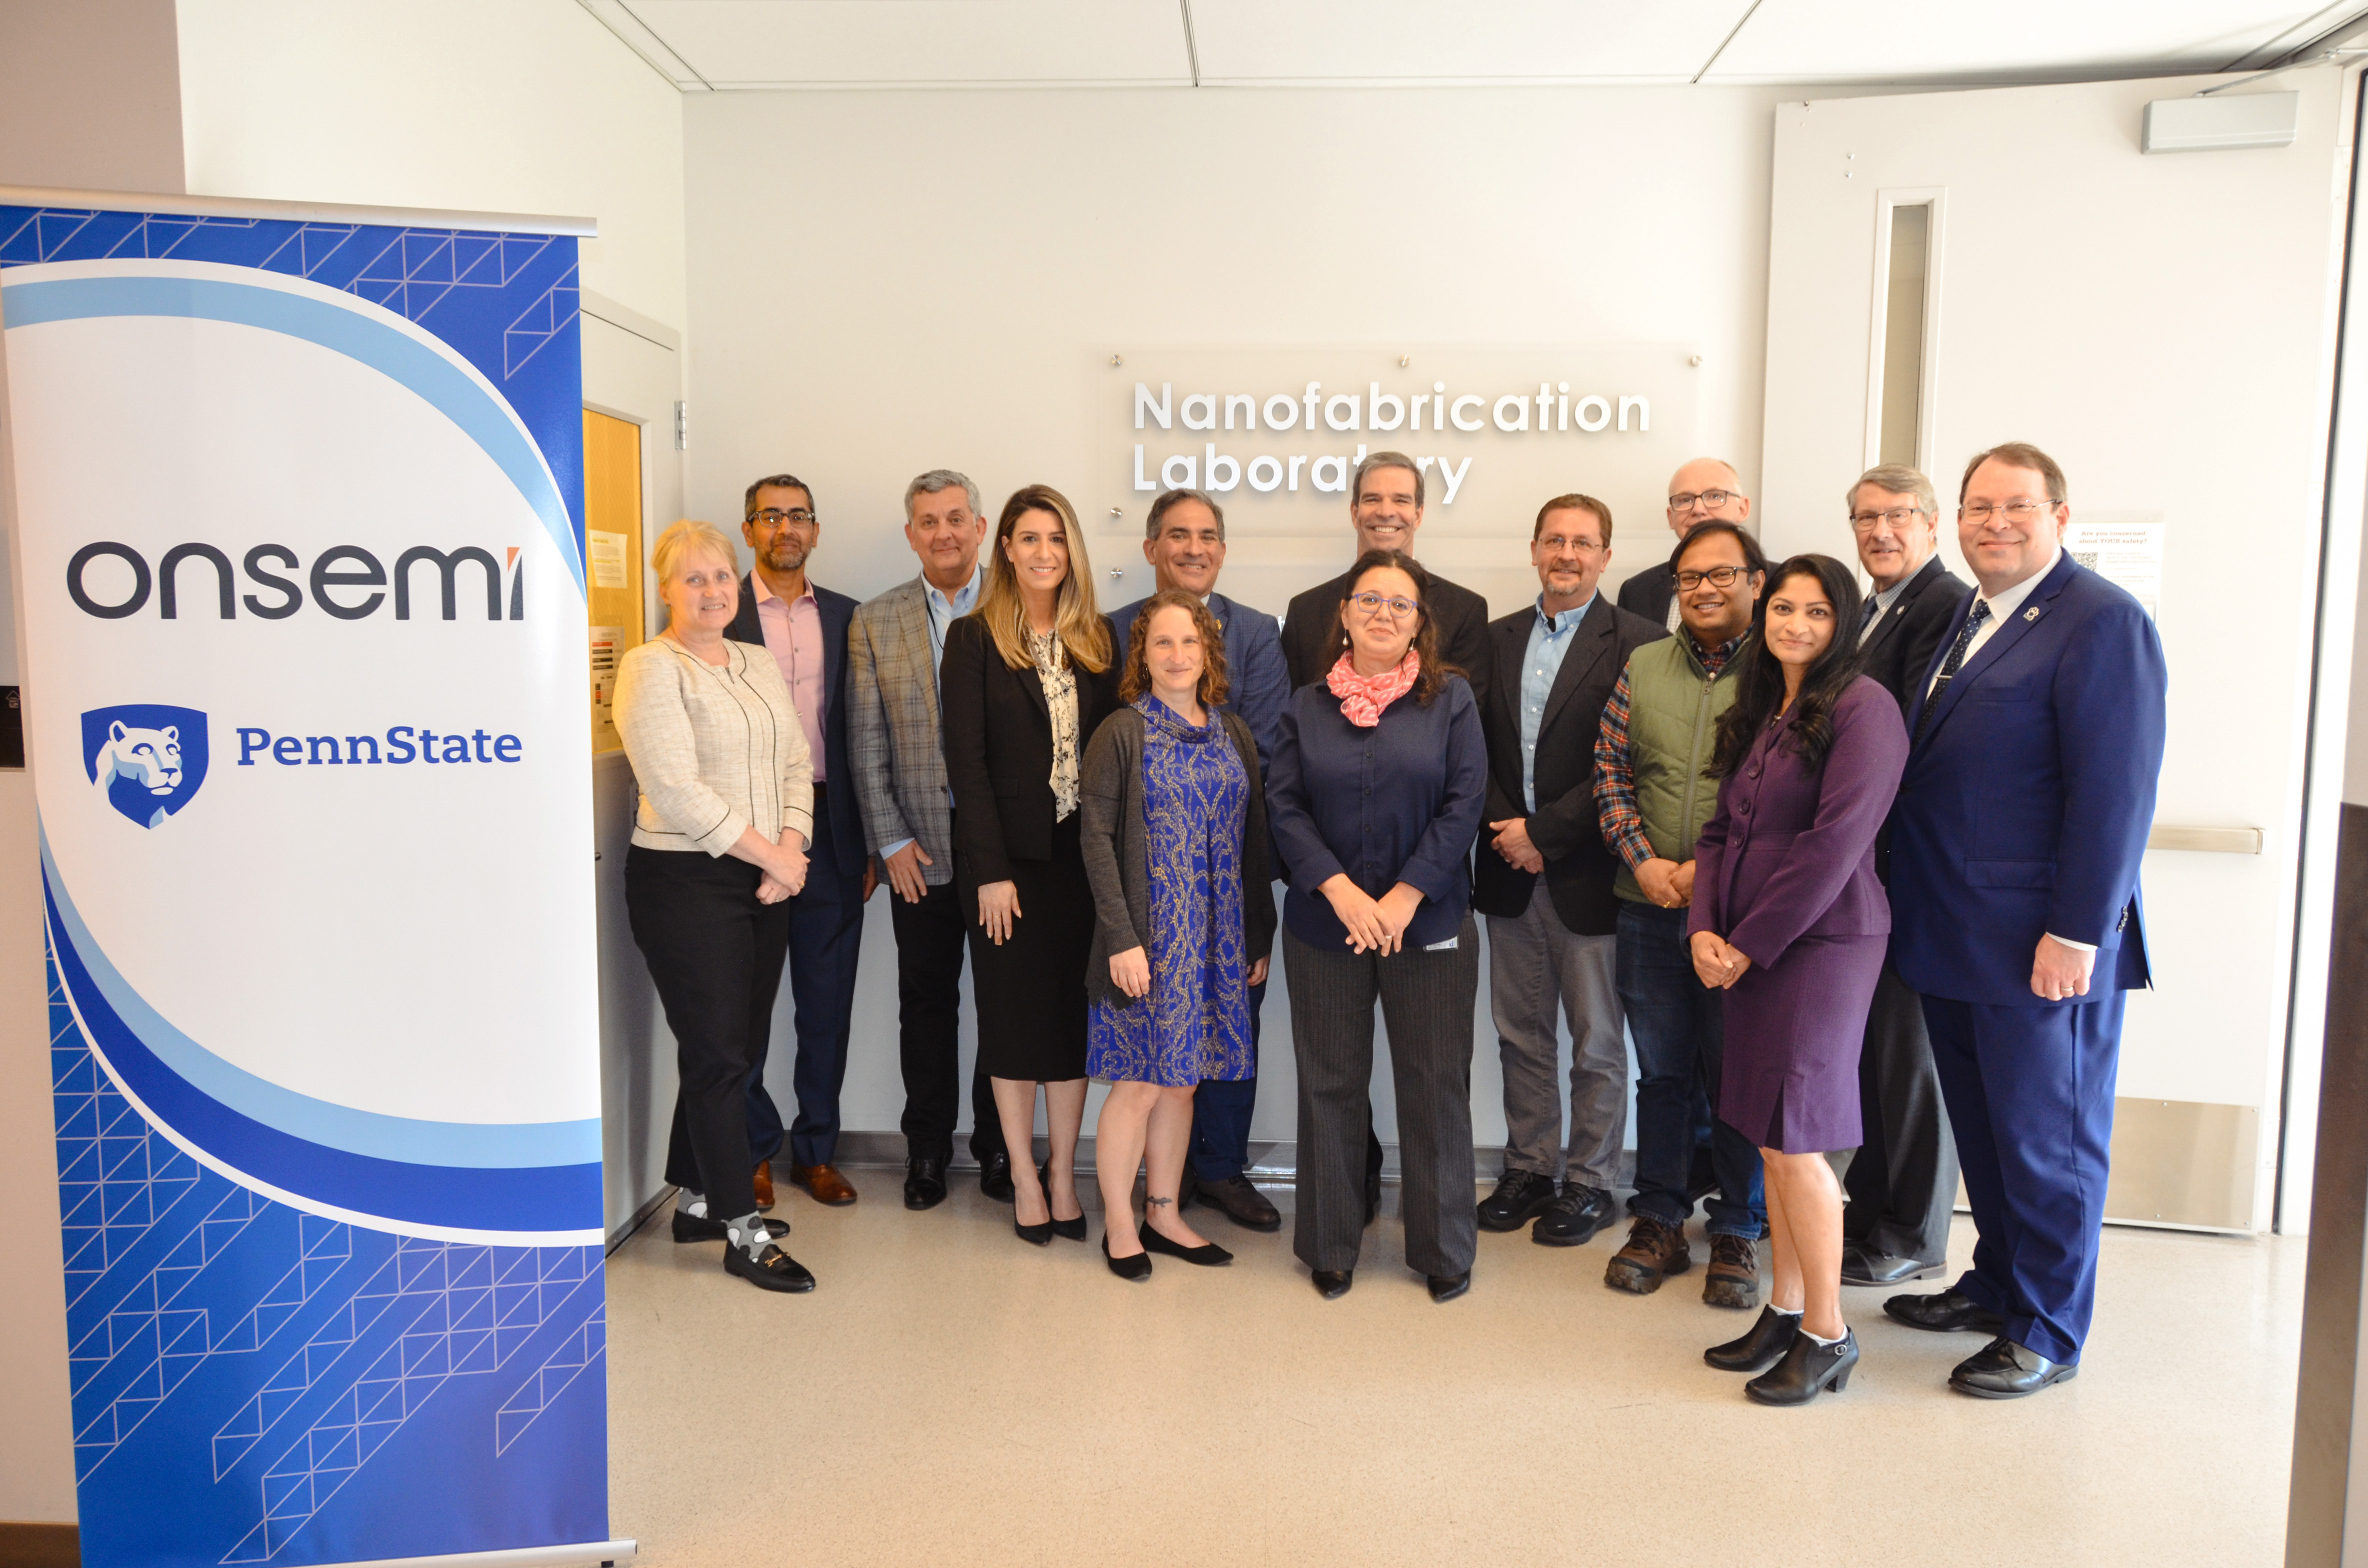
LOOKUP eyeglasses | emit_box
[1673,564,1750,591]
[1536,533,1605,554]
[1961,499,2058,524]
[1669,489,1742,512]
[1849,506,1927,532]
[1347,592,1421,620]
[752,508,816,528]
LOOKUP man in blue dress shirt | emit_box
[1110,487,1291,1232]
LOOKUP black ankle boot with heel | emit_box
[1745,1328,1858,1405]
[1706,1306,1800,1374]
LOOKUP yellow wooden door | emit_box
[583,409,646,753]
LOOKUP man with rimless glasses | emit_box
[1616,458,1753,632]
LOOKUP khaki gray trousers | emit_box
[1488,881,1625,1190]
[1287,919,1480,1278]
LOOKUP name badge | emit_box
[1424,936,1461,952]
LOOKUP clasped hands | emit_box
[1689,930,1752,990]
[1319,875,1425,956]
[1107,945,1268,996]
[1636,857,1695,910]
[753,833,809,905]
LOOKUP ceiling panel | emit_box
[1705,0,2364,82]
[1187,0,1758,84]
[622,0,1193,87]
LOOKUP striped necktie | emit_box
[1912,598,1991,747]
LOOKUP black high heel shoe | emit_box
[1042,1160,1087,1241]
[1102,1230,1152,1281]
[1707,1307,1801,1374]
[1745,1327,1858,1405]
[1013,1174,1053,1246]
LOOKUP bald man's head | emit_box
[1665,457,1750,538]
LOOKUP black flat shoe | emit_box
[979,1152,1015,1202]
[723,1242,815,1293]
[1746,1328,1857,1405]
[1427,1271,1471,1303]
[1103,1231,1152,1281]
[1141,1225,1233,1266]
[1884,1286,2004,1334]
[904,1155,949,1211]
[672,1209,787,1244]
[1706,1306,1801,1374]
[1013,1214,1053,1246]
[1949,1337,2078,1399]
[1311,1268,1354,1299]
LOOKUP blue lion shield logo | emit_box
[82,705,210,829]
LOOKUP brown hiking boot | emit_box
[1704,1234,1760,1310]
[1604,1215,1691,1295]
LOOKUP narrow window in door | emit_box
[1879,202,1932,466]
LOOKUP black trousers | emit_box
[892,871,1005,1165]
[1843,962,1960,1263]
[627,845,793,1224]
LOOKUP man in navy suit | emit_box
[728,474,875,1209]
[1110,487,1290,1233]
[1885,442,2167,1398]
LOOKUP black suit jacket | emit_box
[1471,596,1668,934]
[1615,567,1675,630]
[1855,554,1971,710]
[727,573,867,879]
[1281,564,1492,713]
[939,613,1124,887]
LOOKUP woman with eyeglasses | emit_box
[1687,552,1908,1404]
[1268,550,1487,1303]
[940,484,1122,1247]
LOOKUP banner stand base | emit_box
[299,1541,636,1568]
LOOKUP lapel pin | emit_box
[2024,606,2042,622]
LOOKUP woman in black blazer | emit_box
[940,483,1122,1246]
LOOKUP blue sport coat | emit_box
[1110,590,1289,779]
[1888,552,2168,1007]
[728,574,869,881]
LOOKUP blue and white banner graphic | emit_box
[0,205,609,1567]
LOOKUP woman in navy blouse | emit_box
[1269,550,1487,1304]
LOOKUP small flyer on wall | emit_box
[588,528,630,589]
[591,625,624,750]
[2063,516,2163,620]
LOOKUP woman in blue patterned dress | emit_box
[1080,591,1278,1280]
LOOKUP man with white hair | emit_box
[1616,458,1753,633]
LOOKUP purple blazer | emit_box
[1688,676,1909,970]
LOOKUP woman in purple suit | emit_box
[1688,553,1908,1406]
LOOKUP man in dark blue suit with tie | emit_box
[728,474,874,1210]
[1885,442,2167,1398]
[1111,487,1291,1233]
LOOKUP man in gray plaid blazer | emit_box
[846,469,1013,1211]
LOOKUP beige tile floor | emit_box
[605,1174,2303,1568]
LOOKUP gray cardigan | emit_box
[1079,704,1278,1012]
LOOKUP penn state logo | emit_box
[81,704,210,829]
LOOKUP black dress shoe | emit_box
[1192,1173,1283,1232]
[1531,1182,1615,1247]
[1950,1336,2078,1399]
[979,1152,1015,1202]
[1705,1306,1801,1374]
[1840,1241,1946,1287]
[1103,1231,1152,1281]
[1884,1286,2004,1334]
[1746,1328,1857,1405]
[672,1208,787,1244]
[723,1242,816,1293]
[1427,1271,1471,1303]
[1141,1225,1233,1266]
[903,1156,949,1212]
[1476,1170,1558,1232]
[1311,1268,1354,1299]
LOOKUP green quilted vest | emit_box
[1612,632,1750,905]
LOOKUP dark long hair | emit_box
[1709,553,1863,778]
[1329,549,1459,704]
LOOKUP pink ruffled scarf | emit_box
[1327,649,1421,727]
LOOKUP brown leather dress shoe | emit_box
[752,1160,776,1212]
[790,1163,859,1205]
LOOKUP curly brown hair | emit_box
[1119,589,1232,708]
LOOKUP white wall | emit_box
[176,0,688,331]
[683,85,1795,1146]
[0,0,185,196]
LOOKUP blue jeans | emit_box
[1616,900,1764,1238]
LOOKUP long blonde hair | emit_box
[973,484,1111,673]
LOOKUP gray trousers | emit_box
[1287,919,1480,1278]
[1488,882,1626,1189]
[1842,962,1960,1263]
